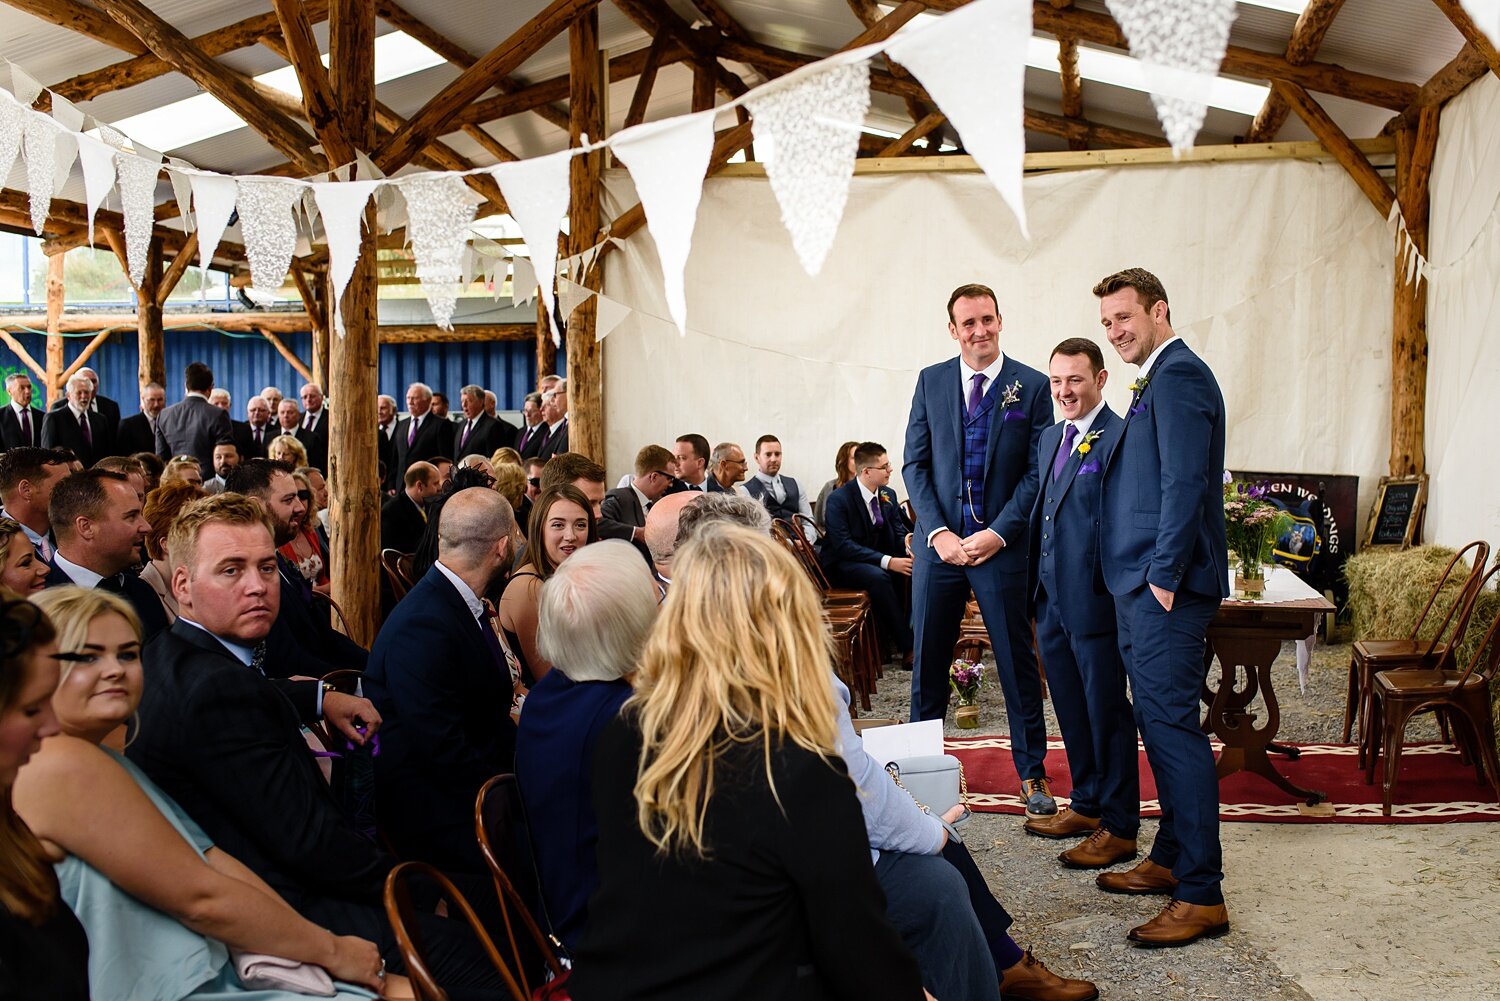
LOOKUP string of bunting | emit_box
[5,0,1491,342]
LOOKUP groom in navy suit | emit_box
[904,284,1055,817]
[1025,338,1139,869]
[1094,268,1229,948]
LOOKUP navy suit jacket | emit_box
[537,419,569,462]
[821,479,911,572]
[1028,405,1122,635]
[1101,339,1229,600]
[903,355,1051,573]
[44,557,168,642]
[0,404,44,449]
[365,566,516,869]
[155,396,232,469]
[515,422,547,460]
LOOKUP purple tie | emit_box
[254,425,263,445]
[870,494,885,528]
[20,408,31,443]
[1052,423,1078,482]
[407,418,417,447]
[460,421,472,449]
[966,372,986,418]
[79,411,91,446]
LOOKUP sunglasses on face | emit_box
[297,490,312,501]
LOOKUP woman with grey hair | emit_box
[513,539,658,953]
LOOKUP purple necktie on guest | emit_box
[79,411,91,447]
[967,371,986,418]
[407,417,417,446]
[20,408,31,444]
[870,494,885,528]
[1052,423,1078,483]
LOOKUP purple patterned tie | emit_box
[79,411,91,447]
[870,495,885,528]
[1052,423,1078,483]
[460,421,472,449]
[407,417,417,446]
[966,372,986,418]
[20,408,31,444]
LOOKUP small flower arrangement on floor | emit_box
[951,658,985,728]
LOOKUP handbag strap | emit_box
[883,759,969,814]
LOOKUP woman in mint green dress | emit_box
[13,587,405,1001]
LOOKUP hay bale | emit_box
[1343,546,1466,643]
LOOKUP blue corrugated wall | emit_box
[1,326,555,411]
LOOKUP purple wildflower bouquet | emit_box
[1222,479,1293,568]
[949,658,985,705]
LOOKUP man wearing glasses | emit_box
[602,445,676,545]
[821,442,915,668]
[706,441,751,495]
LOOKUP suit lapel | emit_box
[983,357,1021,472]
[940,359,964,467]
[1052,406,1116,508]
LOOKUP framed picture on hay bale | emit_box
[1363,474,1428,550]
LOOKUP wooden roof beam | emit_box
[0,190,245,267]
[1058,35,1086,150]
[1273,80,1393,217]
[1431,0,1500,81]
[272,0,355,164]
[624,34,671,128]
[1246,0,1348,143]
[879,111,947,156]
[0,0,146,56]
[91,0,323,174]
[379,0,600,173]
[612,0,750,101]
[373,0,573,132]
[49,3,330,103]
[1384,42,1488,135]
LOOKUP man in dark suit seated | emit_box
[41,374,114,468]
[601,444,675,546]
[453,384,515,461]
[822,441,915,668]
[381,461,438,554]
[1,373,45,450]
[115,382,166,456]
[155,362,232,469]
[365,488,519,872]
[126,494,510,997]
[43,469,167,641]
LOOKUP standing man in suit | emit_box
[50,367,122,439]
[1,373,44,450]
[601,445,675,544]
[1025,338,1139,868]
[115,383,166,455]
[236,395,273,460]
[745,435,814,528]
[535,382,570,462]
[202,442,240,495]
[904,283,1054,817]
[365,488,518,872]
[43,469,166,641]
[394,382,454,477]
[454,385,513,461]
[42,374,113,467]
[155,362,232,469]
[382,461,438,554]
[208,388,232,411]
[1094,268,1229,947]
[822,441,915,667]
[295,383,330,473]
[514,392,547,459]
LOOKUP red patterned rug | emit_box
[945,735,1500,824]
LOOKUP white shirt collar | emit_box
[67,402,90,421]
[434,560,485,621]
[959,351,1007,393]
[1,509,43,548]
[177,616,255,667]
[186,391,210,402]
[630,482,651,511]
[52,550,107,589]
[1066,398,1108,445]
[1137,335,1178,379]
[856,479,883,522]
[755,471,781,488]
[12,401,28,415]
[546,418,564,433]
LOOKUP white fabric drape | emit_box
[602,159,1392,525]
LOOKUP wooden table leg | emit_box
[1205,634,1326,804]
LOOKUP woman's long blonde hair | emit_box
[629,523,841,858]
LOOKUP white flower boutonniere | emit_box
[999,379,1023,409]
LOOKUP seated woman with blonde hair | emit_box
[14,587,401,1000]
[571,524,925,1001]
[266,434,308,469]
[160,456,204,490]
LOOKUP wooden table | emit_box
[1203,569,1336,804]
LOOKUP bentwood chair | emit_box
[475,775,568,996]
[1346,541,1490,767]
[1368,563,1500,816]
[384,861,529,1001]
[380,548,414,601]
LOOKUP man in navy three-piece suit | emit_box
[1093,268,1230,948]
[904,283,1056,818]
[1024,338,1140,873]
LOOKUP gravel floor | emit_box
[857,640,1425,1001]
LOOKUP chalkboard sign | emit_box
[1363,475,1427,549]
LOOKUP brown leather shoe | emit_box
[1059,828,1137,869]
[1127,899,1231,948]
[1095,858,1179,895]
[1023,807,1100,840]
[998,949,1098,1001]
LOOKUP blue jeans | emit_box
[875,851,1001,1001]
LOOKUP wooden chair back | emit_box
[314,591,352,636]
[792,512,823,546]
[474,775,567,995]
[1412,541,1491,657]
[384,861,529,1001]
[380,548,413,601]
[771,519,830,590]
[1451,563,1500,688]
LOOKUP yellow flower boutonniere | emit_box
[1077,430,1102,455]
[1128,373,1152,395]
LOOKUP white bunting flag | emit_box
[188,172,239,284]
[511,255,537,308]
[746,58,870,276]
[310,178,381,336]
[165,159,197,231]
[594,291,633,342]
[558,277,596,319]
[1105,0,1237,153]
[236,177,305,294]
[51,132,78,202]
[491,148,572,344]
[610,109,716,335]
[23,114,60,233]
[116,146,163,287]
[49,93,85,133]
[75,134,117,244]
[0,93,24,195]
[7,64,42,107]
[401,173,481,330]
[888,0,1031,237]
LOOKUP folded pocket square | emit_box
[1002,409,1028,422]
[1077,460,1100,475]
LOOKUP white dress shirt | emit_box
[434,560,484,622]
[857,479,894,571]
[52,551,105,589]
[1063,398,1108,452]
[1137,335,1178,380]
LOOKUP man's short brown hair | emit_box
[404,462,438,489]
[1050,337,1106,374]
[540,452,606,492]
[93,455,146,478]
[168,493,274,575]
[634,445,675,478]
[1092,268,1170,323]
[0,447,72,495]
[946,283,999,323]
[852,441,887,471]
[48,470,130,543]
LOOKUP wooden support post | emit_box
[137,237,165,390]
[536,297,557,381]
[1273,81,1394,217]
[1057,35,1087,150]
[1389,107,1438,479]
[45,253,65,406]
[567,7,604,461]
[327,0,381,646]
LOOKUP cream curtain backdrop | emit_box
[601,157,1392,528]
[1425,72,1500,548]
